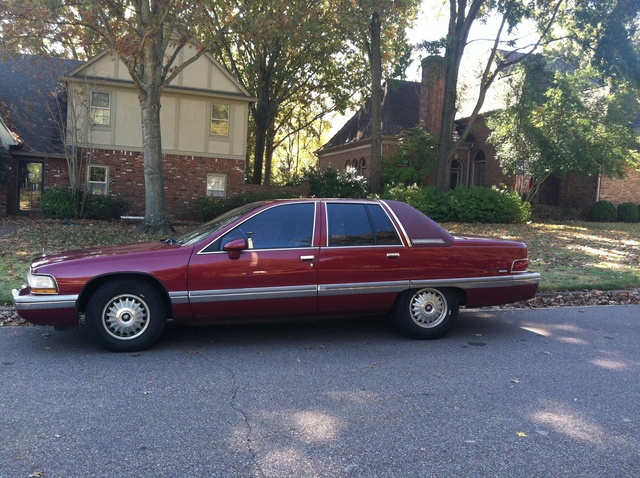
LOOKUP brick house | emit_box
[0,50,255,219]
[317,56,640,217]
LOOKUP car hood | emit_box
[31,241,179,269]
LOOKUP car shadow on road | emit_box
[156,309,519,351]
[13,309,524,354]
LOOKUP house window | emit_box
[90,91,111,125]
[473,151,486,186]
[358,158,366,177]
[210,104,229,136]
[206,173,227,198]
[345,160,351,168]
[450,159,462,189]
[87,165,108,195]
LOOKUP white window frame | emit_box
[87,165,109,196]
[90,91,111,126]
[210,103,230,136]
[206,173,227,198]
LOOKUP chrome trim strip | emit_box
[12,290,78,310]
[188,285,317,303]
[169,291,190,305]
[170,273,540,306]
[410,272,541,290]
[318,281,410,297]
[412,238,446,245]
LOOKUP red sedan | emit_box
[13,199,539,351]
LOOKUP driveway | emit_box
[1,306,638,477]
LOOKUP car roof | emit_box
[256,198,454,246]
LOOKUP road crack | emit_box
[225,366,267,478]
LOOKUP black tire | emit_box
[86,279,167,352]
[393,288,458,339]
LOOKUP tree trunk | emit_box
[368,11,384,194]
[138,87,174,234]
[264,122,276,185]
[435,0,485,193]
[252,93,270,184]
[436,30,465,192]
[136,34,174,235]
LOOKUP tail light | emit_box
[512,258,529,272]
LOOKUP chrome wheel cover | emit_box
[409,289,448,328]
[102,294,150,340]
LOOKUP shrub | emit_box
[194,191,304,222]
[302,166,369,198]
[448,186,531,224]
[588,200,618,222]
[83,195,129,220]
[194,196,229,222]
[383,184,530,224]
[41,187,77,219]
[382,185,450,222]
[616,202,639,223]
[225,191,301,209]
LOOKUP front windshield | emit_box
[175,202,264,246]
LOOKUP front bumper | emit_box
[12,287,79,326]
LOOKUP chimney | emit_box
[419,56,445,135]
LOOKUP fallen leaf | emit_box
[516,431,527,437]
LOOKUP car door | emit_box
[187,202,319,320]
[317,201,411,315]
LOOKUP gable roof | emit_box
[320,79,420,151]
[0,54,82,155]
[64,49,254,101]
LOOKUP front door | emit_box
[187,202,320,320]
[17,161,44,213]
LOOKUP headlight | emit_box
[28,270,59,294]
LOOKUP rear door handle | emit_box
[300,255,315,261]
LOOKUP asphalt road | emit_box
[1,306,638,478]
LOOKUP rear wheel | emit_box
[393,288,458,339]
[86,279,167,352]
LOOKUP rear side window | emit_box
[327,203,401,246]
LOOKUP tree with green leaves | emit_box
[565,0,640,87]
[0,0,207,234]
[418,0,564,193]
[383,127,437,186]
[486,55,640,202]
[202,0,365,185]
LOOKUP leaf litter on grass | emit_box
[1,218,639,325]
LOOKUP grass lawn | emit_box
[1,218,639,304]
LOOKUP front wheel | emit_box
[86,279,167,352]
[393,288,459,339]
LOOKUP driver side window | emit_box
[219,203,315,250]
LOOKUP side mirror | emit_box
[223,238,248,260]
